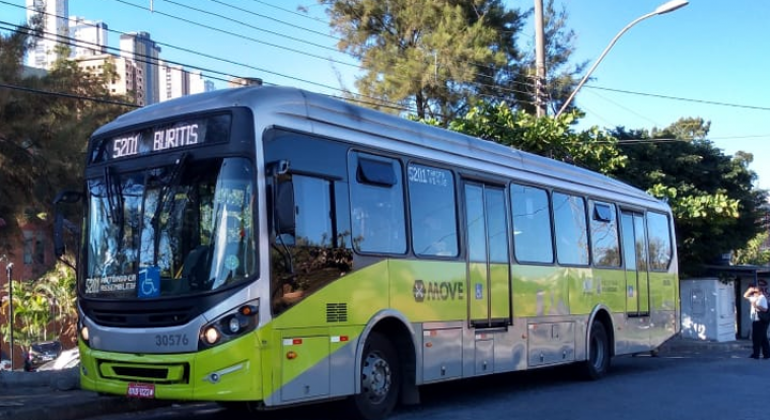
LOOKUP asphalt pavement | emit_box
[0,335,752,420]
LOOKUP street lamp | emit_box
[5,262,12,371]
[555,0,689,118]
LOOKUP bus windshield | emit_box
[83,157,257,299]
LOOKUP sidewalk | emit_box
[0,369,170,420]
[0,336,755,420]
[655,334,752,357]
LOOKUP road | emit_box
[88,350,762,420]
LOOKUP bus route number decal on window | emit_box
[85,275,137,294]
[408,166,448,187]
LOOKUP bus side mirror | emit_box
[53,212,67,257]
[53,190,83,258]
[54,190,84,204]
[275,180,295,236]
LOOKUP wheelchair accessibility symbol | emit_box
[138,266,160,298]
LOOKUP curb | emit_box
[0,369,78,390]
[656,337,751,355]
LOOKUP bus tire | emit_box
[347,332,401,420]
[580,320,611,380]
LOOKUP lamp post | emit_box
[5,262,12,370]
[555,0,689,118]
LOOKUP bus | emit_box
[54,86,679,420]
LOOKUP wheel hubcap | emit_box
[361,352,391,404]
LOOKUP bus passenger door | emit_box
[464,182,511,328]
[621,211,650,316]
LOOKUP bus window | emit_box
[510,184,553,264]
[647,212,673,270]
[270,175,353,313]
[553,192,589,266]
[349,153,406,254]
[408,164,457,257]
[590,201,621,267]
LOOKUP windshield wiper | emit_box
[103,166,125,245]
[151,153,188,265]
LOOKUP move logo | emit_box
[413,279,464,302]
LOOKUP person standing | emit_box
[744,286,770,359]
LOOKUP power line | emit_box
[584,88,659,126]
[0,14,416,111]
[0,76,725,149]
[0,20,234,86]
[2,3,545,119]
[110,0,360,69]
[0,82,140,107]
[5,0,540,112]
[0,21,421,113]
[585,85,770,112]
[133,0,540,97]
[206,0,338,41]
[244,0,330,25]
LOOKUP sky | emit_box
[1,0,768,191]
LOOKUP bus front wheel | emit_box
[581,320,611,380]
[347,332,401,420]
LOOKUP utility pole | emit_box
[534,0,547,117]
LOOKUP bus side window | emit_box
[590,201,621,267]
[553,191,589,266]
[510,183,554,264]
[408,164,457,258]
[349,153,406,254]
[646,212,673,270]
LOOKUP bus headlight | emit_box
[78,317,90,345]
[198,299,259,350]
[204,327,220,345]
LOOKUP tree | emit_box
[0,262,77,355]
[436,101,625,175]
[610,118,767,276]
[0,23,133,256]
[732,232,770,266]
[0,278,51,355]
[33,262,77,341]
[319,0,525,122]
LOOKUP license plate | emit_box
[126,382,155,398]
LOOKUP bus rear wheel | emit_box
[581,320,611,380]
[346,332,401,420]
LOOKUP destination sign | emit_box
[111,122,200,159]
[90,114,232,163]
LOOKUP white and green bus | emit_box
[55,86,679,420]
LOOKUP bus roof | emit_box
[93,86,667,211]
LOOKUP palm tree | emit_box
[1,279,51,355]
[33,262,77,341]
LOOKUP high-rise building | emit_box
[75,54,145,106]
[189,71,215,96]
[25,0,69,69]
[159,66,215,102]
[120,32,161,105]
[159,62,189,102]
[69,16,108,58]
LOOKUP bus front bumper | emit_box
[79,337,262,401]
